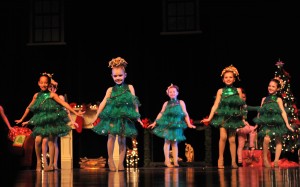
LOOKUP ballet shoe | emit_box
[274,161,279,168]
[174,163,180,168]
[164,162,174,168]
[108,159,116,171]
[218,159,224,169]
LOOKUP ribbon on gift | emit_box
[243,150,260,165]
[13,135,26,147]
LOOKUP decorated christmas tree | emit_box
[274,59,300,153]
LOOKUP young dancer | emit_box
[148,84,196,167]
[236,88,259,167]
[44,78,78,169]
[201,65,245,169]
[91,57,143,171]
[15,73,84,171]
[253,78,294,167]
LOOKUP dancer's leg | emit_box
[107,134,116,171]
[218,128,227,169]
[164,139,173,167]
[171,141,179,167]
[118,136,126,171]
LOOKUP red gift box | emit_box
[242,150,271,167]
[8,126,32,142]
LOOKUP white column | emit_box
[61,168,73,186]
[60,130,73,169]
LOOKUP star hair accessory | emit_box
[220,64,240,81]
[41,72,54,78]
[41,72,57,86]
[108,57,128,69]
[166,83,179,94]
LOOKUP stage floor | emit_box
[8,165,300,187]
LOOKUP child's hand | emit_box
[287,125,294,132]
[200,117,210,126]
[188,124,196,129]
[15,119,22,124]
[9,127,16,133]
[72,122,79,128]
[187,119,196,129]
[147,123,156,129]
[22,121,29,127]
[137,119,144,127]
[76,111,85,116]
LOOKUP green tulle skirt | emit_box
[92,84,141,138]
[29,92,71,137]
[211,93,245,130]
[253,101,289,152]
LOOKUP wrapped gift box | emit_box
[242,150,271,167]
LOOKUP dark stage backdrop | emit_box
[1,1,299,166]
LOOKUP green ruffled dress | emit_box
[151,99,187,142]
[253,95,289,152]
[92,84,141,138]
[210,86,245,130]
[29,91,71,137]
